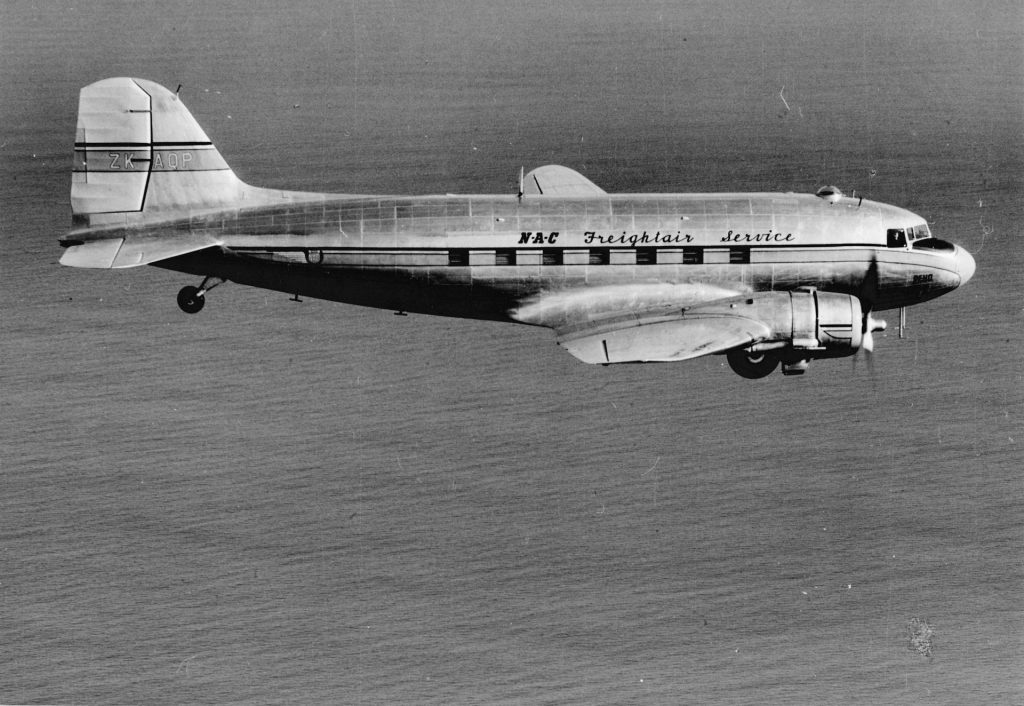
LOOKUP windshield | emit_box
[907,223,931,240]
[888,222,932,248]
[912,237,955,251]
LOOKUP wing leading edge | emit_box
[559,314,770,364]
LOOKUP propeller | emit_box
[862,313,887,353]
[857,251,879,310]
[853,310,885,377]
[854,253,885,372]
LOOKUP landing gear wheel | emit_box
[727,349,779,379]
[177,285,205,314]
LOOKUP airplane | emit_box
[59,77,975,378]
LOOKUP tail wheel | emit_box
[727,348,779,379]
[177,285,205,314]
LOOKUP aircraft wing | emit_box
[557,313,770,364]
[522,165,606,197]
[60,233,221,268]
[511,283,769,364]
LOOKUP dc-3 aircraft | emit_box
[60,78,975,377]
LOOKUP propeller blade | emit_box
[855,310,886,377]
[856,293,886,377]
[858,253,879,310]
[856,253,881,362]
[863,314,886,353]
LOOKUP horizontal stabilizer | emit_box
[59,238,124,268]
[522,165,605,197]
[60,235,220,269]
[559,315,770,364]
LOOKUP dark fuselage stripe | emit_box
[73,141,214,148]
[233,243,891,253]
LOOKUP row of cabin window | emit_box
[447,247,750,266]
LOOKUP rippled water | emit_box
[2,2,1021,703]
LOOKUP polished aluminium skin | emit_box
[60,78,975,378]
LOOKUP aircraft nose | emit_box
[956,246,976,285]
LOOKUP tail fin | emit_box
[72,77,247,226]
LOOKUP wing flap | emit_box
[559,315,770,364]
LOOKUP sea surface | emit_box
[1,1,1021,704]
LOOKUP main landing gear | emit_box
[726,348,779,379]
[177,276,225,314]
[726,348,814,378]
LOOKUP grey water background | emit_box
[1,1,1021,703]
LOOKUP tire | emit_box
[726,348,778,379]
[177,285,205,314]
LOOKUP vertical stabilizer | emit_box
[72,77,246,226]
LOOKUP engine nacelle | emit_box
[775,288,865,357]
[716,289,866,377]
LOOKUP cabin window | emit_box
[448,249,469,266]
[636,247,657,265]
[446,200,470,218]
[542,249,563,265]
[887,228,907,248]
[729,248,750,264]
[495,248,517,266]
[589,248,610,265]
[682,247,703,264]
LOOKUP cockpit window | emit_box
[907,223,931,240]
[887,228,907,248]
[888,223,931,248]
[912,238,955,251]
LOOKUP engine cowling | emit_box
[784,288,865,356]
[717,289,867,377]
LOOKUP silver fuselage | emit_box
[67,191,975,325]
